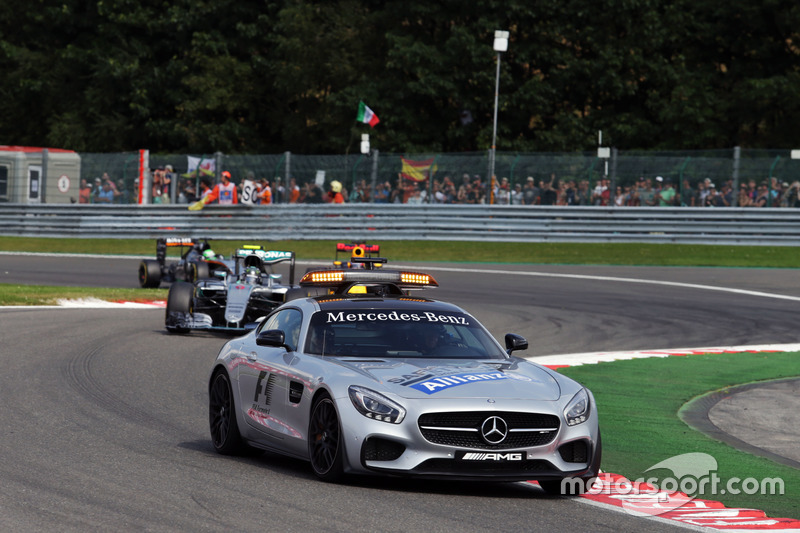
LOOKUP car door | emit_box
[237,308,304,442]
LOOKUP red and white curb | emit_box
[57,298,166,308]
[527,346,800,531]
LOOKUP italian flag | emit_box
[357,101,380,127]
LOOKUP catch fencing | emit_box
[2,203,799,246]
[5,147,799,205]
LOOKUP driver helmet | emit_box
[245,266,260,284]
[202,249,216,260]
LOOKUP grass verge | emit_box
[558,351,799,519]
[0,284,167,306]
[3,236,800,267]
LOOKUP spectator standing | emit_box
[406,183,423,204]
[373,181,389,203]
[288,177,300,203]
[257,178,272,204]
[782,182,800,208]
[540,174,558,205]
[95,180,115,203]
[753,182,770,207]
[204,171,238,205]
[79,179,92,203]
[637,178,656,206]
[681,179,694,207]
[694,181,709,207]
[704,183,719,206]
[510,183,523,205]
[718,183,734,207]
[522,176,539,205]
[591,177,609,206]
[656,179,676,206]
[495,177,510,205]
[305,181,323,203]
[576,180,591,205]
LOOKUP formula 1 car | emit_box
[165,246,298,333]
[138,237,229,288]
[333,242,382,269]
[207,261,601,492]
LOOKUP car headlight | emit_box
[564,388,590,426]
[348,386,406,424]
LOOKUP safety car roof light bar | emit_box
[299,269,438,288]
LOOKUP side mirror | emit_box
[256,329,288,350]
[504,333,528,354]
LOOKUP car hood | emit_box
[335,357,561,401]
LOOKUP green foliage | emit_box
[1,1,799,153]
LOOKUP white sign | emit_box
[241,179,258,205]
[57,175,70,193]
[597,147,611,159]
[791,150,800,160]
[315,170,326,186]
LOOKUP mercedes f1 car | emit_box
[138,237,229,288]
[165,246,298,333]
[208,261,601,492]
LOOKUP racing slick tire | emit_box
[189,261,210,281]
[209,370,248,455]
[538,432,602,496]
[165,281,194,334]
[308,393,344,482]
[138,259,162,288]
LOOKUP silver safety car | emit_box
[208,262,601,492]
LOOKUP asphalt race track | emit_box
[1,254,799,531]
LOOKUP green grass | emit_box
[0,284,167,306]
[3,236,800,267]
[559,352,800,519]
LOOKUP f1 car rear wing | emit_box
[299,260,437,297]
[156,237,210,264]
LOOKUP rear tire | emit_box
[165,281,193,333]
[308,393,344,482]
[209,371,247,455]
[138,260,162,288]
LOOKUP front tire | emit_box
[165,281,193,333]
[209,371,247,455]
[138,260,162,288]
[308,394,344,482]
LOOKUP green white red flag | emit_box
[357,101,380,127]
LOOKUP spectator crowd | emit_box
[79,167,800,209]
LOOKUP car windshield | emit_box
[304,308,506,359]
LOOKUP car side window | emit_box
[267,308,303,351]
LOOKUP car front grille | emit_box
[413,458,555,475]
[418,411,560,450]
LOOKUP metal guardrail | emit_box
[1,203,800,245]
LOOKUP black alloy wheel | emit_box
[308,395,344,482]
[209,372,246,455]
